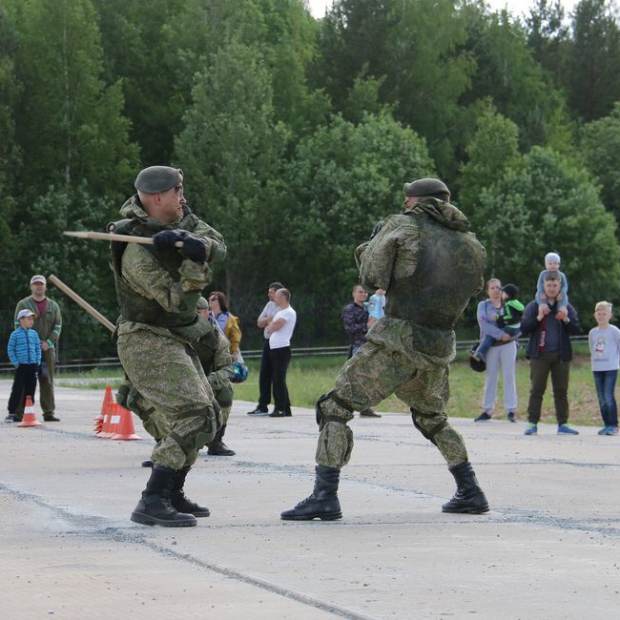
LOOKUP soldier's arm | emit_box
[191,219,227,265]
[121,244,209,313]
[208,336,235,390]
[359,216,418,290]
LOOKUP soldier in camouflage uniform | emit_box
[134,296,236,463]
[111,165,226,527]
[282,178,490,521]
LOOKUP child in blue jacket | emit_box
[6,309,41,422]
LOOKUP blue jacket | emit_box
[7,327,41,367]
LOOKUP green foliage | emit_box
[475,147,620,313]
[9,0,137,200]
[273,112,435,339]
[174,41,289,308]
[581,106,620,225]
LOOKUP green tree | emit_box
[476,147,620,312]
[569,0,620,121]
[174,41,288,307]
[275,112,435,341]
[9,0,137,200]
[581,102,620,224]
[458,106,521,210]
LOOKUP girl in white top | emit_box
[589,301,620,435]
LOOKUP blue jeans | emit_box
[476,327,519,361]
[593,370,618,427]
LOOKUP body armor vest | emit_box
[385,212,485,329]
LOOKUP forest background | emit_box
[2,0,620,360]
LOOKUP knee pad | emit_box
[315,391,354,429]
[410,407,448,445]
[315,420,354,468]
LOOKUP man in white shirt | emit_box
[265,288,297,418]
[247,281,284,416]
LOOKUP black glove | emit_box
[152,229,186,250]
[180,235,207,263]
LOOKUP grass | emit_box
[56,345,607,427]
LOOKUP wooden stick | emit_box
[63,230,183,247]
[48,274,116,333]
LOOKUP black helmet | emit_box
[404,177,450,200]
[469,345,486,373]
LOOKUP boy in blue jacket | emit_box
[6,309,41,422]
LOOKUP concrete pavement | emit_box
[1,382,619,619]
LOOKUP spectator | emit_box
[207,291,242,361]
[520,271,581,435]
[342,285,381,418]
[14,275,62,422]
[474,278,518,423]
[472,283,524,362]
[6,309,41,422]
[247,281,284,416]
[536,252,569,321]
[265,288,297,418]
[367,288,386,327]
[588,301,620,436]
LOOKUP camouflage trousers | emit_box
[316,318,468,469]
[117,328,220,470]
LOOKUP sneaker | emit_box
[359,409,382,418]
[524,424,537,435]
[598,426,609,436]
[4,414,16,423]
[269,410,292,418]
[474,412,492,422]
[507,412,516,423]
[557,424,579,435]
[246,407,269,416]
[600,426,618,436]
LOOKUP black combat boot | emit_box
[131,465,197,526]
[442,461,489,514]
[170,467,210,517]
[281,465,342,521]
[207,425,235,456]
[141,460,153,468]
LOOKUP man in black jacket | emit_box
[520,271,581,435]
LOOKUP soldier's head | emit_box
[542,271,562,301]
[134,166,184,224]
[403,177,450,208]
[352,284,367,304]
[197,296,210,319]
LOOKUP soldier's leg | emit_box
[40,348,56,418]
[119,331,217,526]
[282,343,409,521]
[397,365,489,514]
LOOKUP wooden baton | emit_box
[48,274,116,333]
[63,230,183,247]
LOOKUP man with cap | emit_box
[14,275,62,422]
[110,165,226,527]
[281,177,490,521]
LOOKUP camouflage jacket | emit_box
[341,302,369,347]
[114,198,222,338]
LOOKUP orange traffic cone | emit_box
[111,403,141,440]
[18,396,42,427]
[95,385,114,435]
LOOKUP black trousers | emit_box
[269,346,291,413]
[258,339,274,409]
[8,364,38,415]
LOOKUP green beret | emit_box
[196,296,209,310]
[134,166,181,193]
[404,177,450,198]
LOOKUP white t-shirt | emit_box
[269,306,297,350]
[258,300,279,339]
[589,325,620,371]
